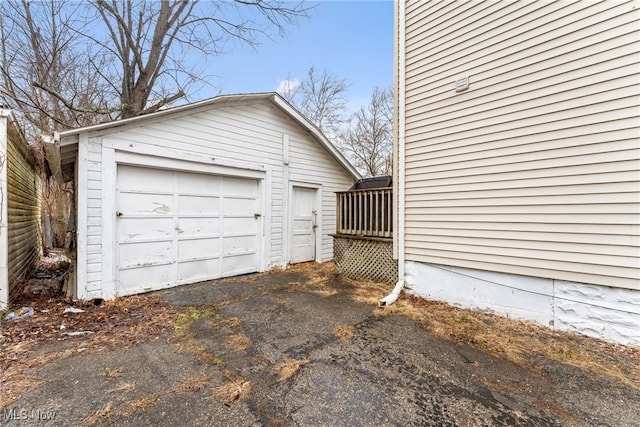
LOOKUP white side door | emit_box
[290,186,317,264]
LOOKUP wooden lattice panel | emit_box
[333,236,397,284]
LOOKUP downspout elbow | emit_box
[378,279,405,308]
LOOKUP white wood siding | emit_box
[85,139,103,296]
[402,0,640,289]
[288,126,353,261]
[73,99,354,297]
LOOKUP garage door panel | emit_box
[117,217,174,241]
[119,240,173,267]
[178,238,220,261]
[178,217,220,236]
[223,253,258,275]
[116,165,261,294]
[178,195,220,215]
[118,192,174,215]
[117,264,173,295]
[118,165,173,191]
[178,258,221,282]
[223,177,257,197]
[224,217,257,235]
[178,171,221,194]
[224,235,258,256]
[224,197,258,215]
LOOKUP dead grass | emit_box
[351,281,640,390]
[103,367,125,378]
[344,277,391,306]
[0,294,177,407]
[173,374,213,393]
[309,288,339,298]
[299,262,336,284]
[274,359,310,382]
[213,379,251,406]
[272,262,339,296]
[108,382,136,394]
[81,402,113,426]
[275,295,291,306]
[0,374,45,408]
[219,317,242,327]
[120,394,160,416]
[265,263,640,390]
[170,312,240,379]
[224,334,252,351]
[105,375,213,420]
[334,325,355,342]
[0,346,85,407]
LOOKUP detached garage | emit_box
[55,93,359,300]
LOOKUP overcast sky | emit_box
[197,0,394,113]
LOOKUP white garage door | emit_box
[115,165,261,296]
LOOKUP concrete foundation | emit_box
[405,261,640,347]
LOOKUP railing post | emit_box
[335,188,393,239]
[337,191,343,235]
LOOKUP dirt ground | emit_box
[1,263,639,426]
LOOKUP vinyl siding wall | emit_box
[73,99,354,299]
[0,112,42,306]
[402,0,640,290]
[7,120,42,289]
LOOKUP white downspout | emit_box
[380,0,406,308]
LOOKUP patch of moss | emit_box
[173,307,217,336]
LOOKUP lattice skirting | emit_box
[333,235,397,284]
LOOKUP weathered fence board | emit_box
[336,187,392,238]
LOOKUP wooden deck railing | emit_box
[336,187,392,238]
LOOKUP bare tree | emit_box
[340,87,393,177]
[283,66,349,139]
[1,1,115,248]
[281,69,393,177]
[1,0,116,136]
[88,0,208,118]
[81,0,308,119]
[1,0,309,128]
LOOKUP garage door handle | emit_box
[116,211,123,217]
[254,213,262,219]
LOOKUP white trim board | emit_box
[0,114,9,308]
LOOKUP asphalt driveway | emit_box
[2,264,639,426]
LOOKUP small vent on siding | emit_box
[455,76,469,93]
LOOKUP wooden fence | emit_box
[336,188,392,238]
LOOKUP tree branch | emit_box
[141,90,185,115]
[33,81,123,115]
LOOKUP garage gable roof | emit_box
[58,92,361,180]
